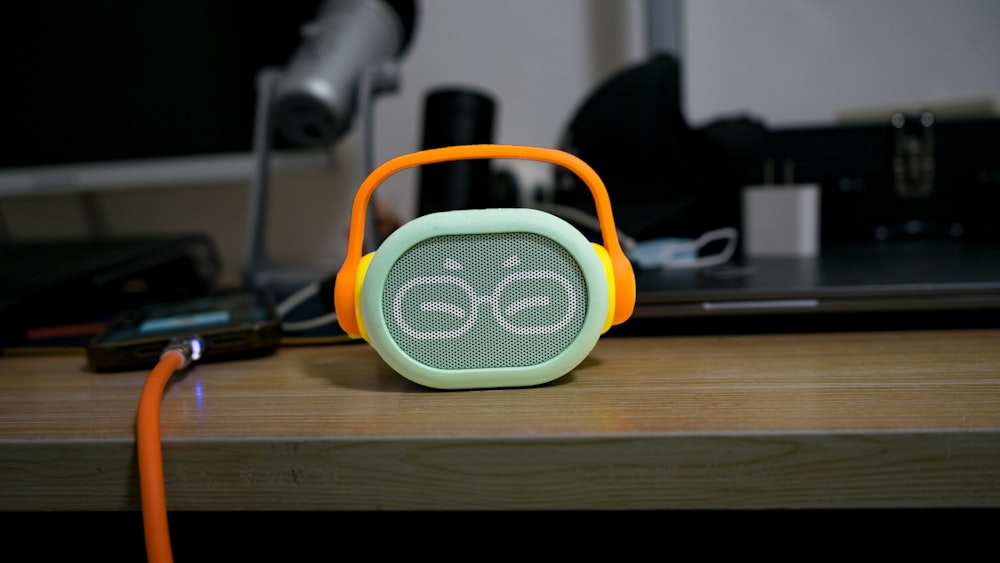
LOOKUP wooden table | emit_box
[2,329,1000,511]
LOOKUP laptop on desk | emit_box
[629,240,1000,330]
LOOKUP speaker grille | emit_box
[383,232,588,370]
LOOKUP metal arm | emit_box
[242,63,400,290]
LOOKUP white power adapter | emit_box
[741,159,821,257]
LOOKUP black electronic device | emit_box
[417,87,498,215]
[750,116,1000,245]
[0,234,221,347]
[86,291,282,372]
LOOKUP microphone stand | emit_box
[242,62,400,291]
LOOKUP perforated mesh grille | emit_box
[383,233,587,370]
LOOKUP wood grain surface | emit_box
[2,329,999,509]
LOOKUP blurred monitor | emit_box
[1,0,326,195]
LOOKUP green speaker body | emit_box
[358,208,610,390]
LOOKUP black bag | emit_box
[552,54,766,242]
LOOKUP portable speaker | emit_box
[335,144,635,389]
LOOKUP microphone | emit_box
[274,0,417,147]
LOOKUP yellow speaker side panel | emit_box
[591,243,616,334]
[354,252,375,342]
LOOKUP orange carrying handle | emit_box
[334,144,636,338]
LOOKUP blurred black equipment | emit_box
[417,87,497,215]
[750,114,1000,245]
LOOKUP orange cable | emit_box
[137,349,183,563]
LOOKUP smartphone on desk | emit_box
[86,290,282,372]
